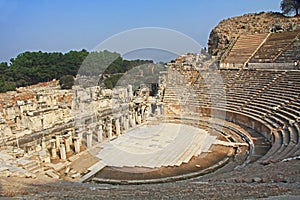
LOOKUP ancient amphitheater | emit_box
[1,24,300,199]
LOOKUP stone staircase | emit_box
[17,157,43,174]
[221,33,268,66]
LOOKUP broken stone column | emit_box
[64,134,71,153]
[136,112,142,124]
[86,132,92,149]
[50,139,57,159]
[115,119,120,136]
[146,104,152,118]
[55,135,61,150]
[132,113,136,127]
[132,115,136,127]
[77,132,83,145]
[120,115,125,133]
[124,115,129,130]
[73,137,80,154]
[60,144,66,160]
[108,122,112,139]
[156,105,161,115]
[42,137,47,149]
[98,125,103,143]
[129,113,133,128]
[141,106,146,122]
[128,85,133,100]
[105,117,113,139]
[68,131,73,145]
[123,115,126,130]
[143,104,151,121]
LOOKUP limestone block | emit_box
[0,169,11,177]
[101,89,112,98]
[28,116,42,131]
[35,145,42,152]
[46,162,68,171]
[25,172,36,179]
[0,124,12,137]
[16,100,25,106]
[71,172,81,179]
[46,170,60,179]
[5,107,17,120]
[27,111,34,116]
[18,116,29,130]
[43,112,56,128]
[0,152,13,161]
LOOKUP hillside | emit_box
[208,12,300,58]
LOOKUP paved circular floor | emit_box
[96,123,218,168]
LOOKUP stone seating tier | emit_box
[222,33,268,64]
[163,67,300,163]
[220,31,300,65]
[250,31,300,63]
[276,38,300,63]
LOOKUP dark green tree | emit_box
[59,75,75,89]
[103,74,123,89]
[0,49,153,92]
[0,81,16,92]
[0,62,16,92]
[281,0,300,16]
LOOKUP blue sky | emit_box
[0,0,281,62]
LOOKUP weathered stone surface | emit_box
[253,177,262,183]
[71,172,81,179]
[0,170,11,177]
[65,166,70,174]
[25,172,37,179]
[208,12,300,57]
[46,161,69,171]
[46,170,60,179]
[0,81,73,146]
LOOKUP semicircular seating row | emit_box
[163,67,300,163]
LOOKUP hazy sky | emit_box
[0,0,281,62]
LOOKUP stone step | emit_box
[45,170,60,179]
[79,161,106,182]
[27,164,41,173]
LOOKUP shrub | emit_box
[59,75,74,89]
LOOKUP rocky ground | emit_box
[0,158,299,199]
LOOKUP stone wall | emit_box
[0,81,73,145]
